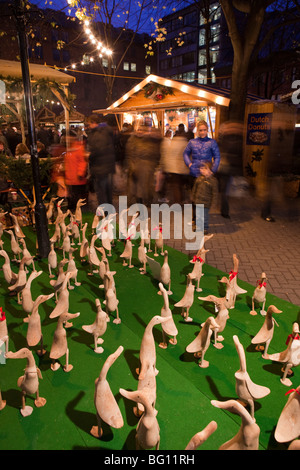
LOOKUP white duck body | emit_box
[6,229,22,261]
[27,293,55,355]
[267,332,300,387]
[46,196,58,223]
[91,346,124,438]
[62,229,71,259]
[66,248,81,288]
[21,270,43,315]
[189,251,208,292]
[50,311,80,371]
[138,315,168,380]
[175,273,195,322]
[104,272,120,324]
[158,282,178,349]
[275,385,300,444]
[87,234,101,273]
[80,222,89,259]
[82,298,107,353]
[138,238,147,274]
[20,238,35,271]
[211,399,260,450]
[251,305,282,357]
[120,388,160,450]
[120,238,133,267]
[186,316,219,368]
[50,259,68,301]
[198,295,230,348]
[10,213,25,239]
[233,335,270,419]
[74,198,86,227]
[0,249,18,285]
[250,273,267,316]
[135,359,157,417]
[194,233,214,262]
[154,224,163,256]
[6,347,46,416]
[48,242,57,277]
[49,271,72,319]
[8,256,30,304]
[219,254,247,309]
[159,250,172,294]
[97,248,108,288]
[50,221,61,245]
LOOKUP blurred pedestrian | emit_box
[125,125,161,206]
[191,163,218,233]
[217,120,244,218]
[86,114,116,206]
[160,123,190,204]
[64,134,88,212]
[15,143,31,163]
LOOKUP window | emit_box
[199,52,206,66]
[145,65,151,75]
[183,71,195,82]
[123,61,129,71]
[199,30,205,46]
[171,55,182,67]
[130,63,136,72]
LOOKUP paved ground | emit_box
[109,168,300,306]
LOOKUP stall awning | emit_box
[0,59,75,85]
[93,74,231,114]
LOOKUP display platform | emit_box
[0,213,299,451]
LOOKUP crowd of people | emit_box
[0,115,245,234]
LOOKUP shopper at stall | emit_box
[86,114,116,207]
[64,134,88,212]
[15,142,31,163]
[191,162,218,234]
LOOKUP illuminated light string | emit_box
[64,16,113,71]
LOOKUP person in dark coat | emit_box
[86,114,116,207]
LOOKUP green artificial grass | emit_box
[0,213,299,451]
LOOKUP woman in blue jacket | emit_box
[183,120,221,177]
[183,120,221,229]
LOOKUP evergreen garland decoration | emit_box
[144,81,174,101]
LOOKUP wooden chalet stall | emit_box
[93,74,231,139]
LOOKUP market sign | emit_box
[246,112,272,146]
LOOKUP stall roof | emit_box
[0,59,75,85]
[94,74,231,114]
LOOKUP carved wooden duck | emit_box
[138,315,168,380]
[189,250,209,292]
[158,282,178,349]
[0,249,18,285]
[120,236,133,268]
[6,347,46,417]
[211,399,260,450]
[275,385,300,444]
[5,229,22,262]
[251,305,282,357]
[198,295,230,349]
[250,272,267,316]
[186,316,219,368]
[120,388,160,450]
[219,254,247,309]
[138,237,147,274]
[90,346,124,439]
[49,271,72,319]
[27,293,55,356]
[175,273,195,322]
[48,242,57,278]
[103,271,120,324]
[49,311,80,372]
[233,335,270,419]
[185,421,218,450]
[21,269,43,319]
[82,298,107,353]
[8,256,31,304]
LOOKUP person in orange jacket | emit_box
[64,134,88,211]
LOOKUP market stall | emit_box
[93,74,231,138]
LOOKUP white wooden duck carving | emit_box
[74,197,86,228]
[275,385,300,444]
[90,345,124,439]
[79,222,89,260]
[186,316,219,368]
[266,322,300,386]
[175,273,195,322]
[103,271,120,324]
[87,234,101,275]
[50,259,68,302]
[137,315,168,380]
[219,254,247,309]
[158,282,178,349]
[189,251,208,292]
[233,335,270,419]
[27,293,55,356]
[49,311,80,372]
[8,256,31,304]
[211,399,260,450]
[251,305,282,357]
[0,249,18,285]
[49,271,72,319]
[50,221,61,247]
[120,387,160,450]
[120,236,133,268]
[6,347,46,417]
[138,238,147,274]
[66,247,81,289]
[48,242,57,278]
[46,196,58,224]
[5,229,22,262]
[154,223,163,256]
[19,238,35,271]
[10,212,25,239]
[250,272,267,316]
[198,295,230,349]
[82,298,107,353]
[21,269,43,319]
